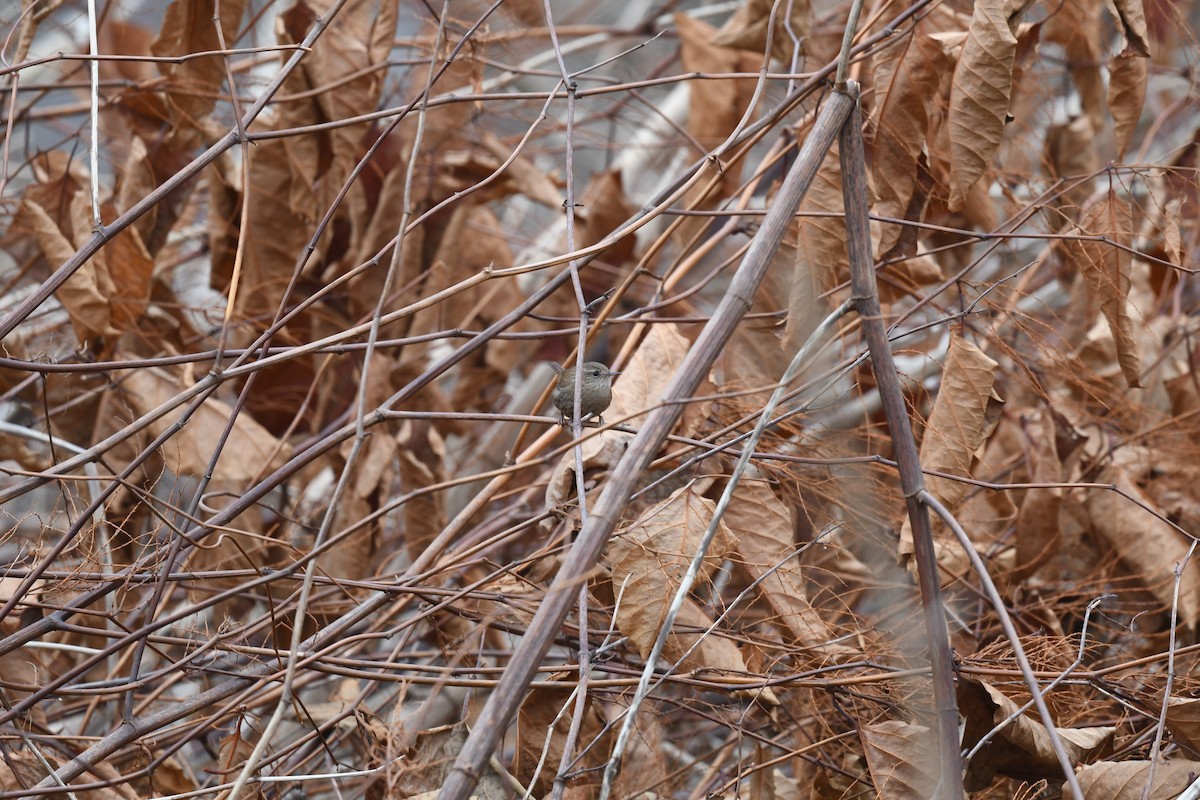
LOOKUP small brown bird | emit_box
[549,362,616,426]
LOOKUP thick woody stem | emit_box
[839,84,964,798]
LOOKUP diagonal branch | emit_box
[436,89,856,800]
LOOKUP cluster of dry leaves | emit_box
[0,0,1197,797]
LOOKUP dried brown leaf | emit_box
[921,336,1002,508]
[1044,115,1096,215]
[607,484,753,679]
[1064,192,1142,387]
[1104,0,1152,55]
[398,421,447,563]
[1075,759,1200,798]
[712,0,810,64]
[577,168,638,267]
[900,336,1001,569]
[514,687,608,797]
[959,677,1114,788]
[791,143,846,343]
[480,131,564,209]
[394,727,508,799]
[860,721,940,799]
[151,0,249,146]
[948,0,1024,210]
[20,198,111,341]
[677,14,755,149]
[119,365,292,482]
[1084,463,1200,630]
[1162,198,1184,267]
[1166,697,1200,754]
[1108,49,1148,158]
[726,481,847,656]
[1016,410,1065,575]
[1043,0,1105,129]
[870,31,951,255]
[102,212,155,334]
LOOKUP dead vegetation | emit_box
[0,0,1198,797]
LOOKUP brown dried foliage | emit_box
[0,0,1197,797]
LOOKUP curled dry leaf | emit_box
[607,484,774,698]
[1103,0,1152,55]
[900,336,1002,565]
[948,0,1025,210]
[20,197,111,341]
[479,130,564,210]
[1075,759,1200,798]
[1015,409,1066,576]
[678,14,752,147]
[1044,115,1097,216]
[577,168,639,269]
[398,421,448,563]
[17,191,154,346]
[870,30,952,257]
[1161,197,1184,268]
[959,677,1114,789]
[1108,49,1149,159]
[789,143,846,352]
[1063,191,1142,388]
[1042,0,1105,130]
[151,0,249,148]
[725,480,848,658]
[514,687,608,797]
[675,12,759,204]
[1166,697,1200,755]
[394,727,509,799]
[1083,461,1200,631]
[239,0,399,322]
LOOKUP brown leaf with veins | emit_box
[901,335,1002,569]
[1076,760,1200,798]
[151,0,249,147]
[958,677,1114,789]
[919,336,1002,509]
[870,30,952,257]
[514,687,608,797]
[726,481,849,658]
[1108,49,1148,158]
[1084,460,1200,631]
[948,0,1025,210]
[860,720,940,799]
[119,365,292,483]
[1166,697,1200,755]
[607,484,774,700]
[1104,0,1152,55]
[791,143,846,348]
[1062,191,1142,387]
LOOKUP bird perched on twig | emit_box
[549,362,616,426]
